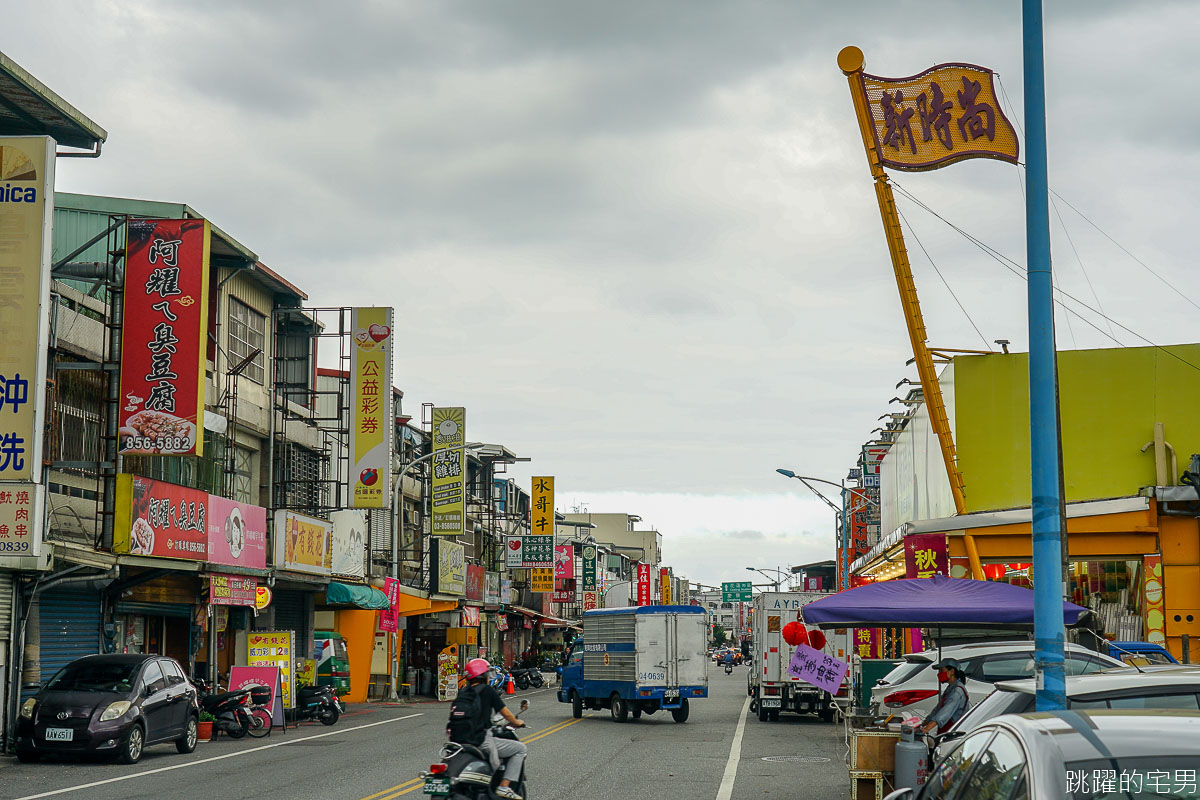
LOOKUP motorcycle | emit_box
[423,700,530,799]
[724,663,734,675]
[291,684,343,726]
[511,667,544,691]
[193,678,266,739]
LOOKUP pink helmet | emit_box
[464,658,491,680]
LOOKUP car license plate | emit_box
[761,698,782,708]
[664,688,680,698]
[44,727,73,742]
[423,777,451,795]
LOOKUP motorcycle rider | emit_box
[462,658,528,800]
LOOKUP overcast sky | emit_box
[12,1,1200,586]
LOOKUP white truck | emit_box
[558,605,709,723]
[747,591,847,722]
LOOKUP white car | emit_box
[870,641,1124,720]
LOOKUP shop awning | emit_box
[802,575,1092,630]
[325,582,390,610]
[507,605,579,628]
[396,593,458,617]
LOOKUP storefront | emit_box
[852,495,1191,656]
[37,587,103,682]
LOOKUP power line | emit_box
[890,180,1200,375]
[1049,189,1200,315]
[1050,194,1117,342]
[896,207,992,351]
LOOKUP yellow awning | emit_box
[395,593,458,618]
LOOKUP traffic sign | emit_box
[721,581,752,602]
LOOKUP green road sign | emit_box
[721,581,752,602]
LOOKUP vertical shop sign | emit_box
[554,545,574,581]
[530,568,553,593]
[636,562,651,606]
[581,545,597,591]
[505,535,524,568]
[379,577,400,633]
[431,537,466,595]
[465,564,485,603]
[852,628,882,659]
[1143,554,1166,647]
[582,591,599,612]
[247,631,295,709]
[350,307,393,508]
[484,571,501,607]
[531,476,554,535]
[660,568,672,605]
[903,533,949,579]
[330,509,367,578]
[500,577,513,605]
[0,137,54,484]
[118,219,210,456]
[0,483,43,561]
[431,407,466,535]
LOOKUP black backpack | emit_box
[446,684,487,746]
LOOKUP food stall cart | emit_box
[802,576,1092,799]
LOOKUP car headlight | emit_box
[20,698,36,719]
[99,701,131,722]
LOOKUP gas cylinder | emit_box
[894,724,929,790]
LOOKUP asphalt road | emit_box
[0,664,848,800]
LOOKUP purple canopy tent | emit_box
[801,575,1091,630]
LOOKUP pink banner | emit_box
[462,605,481,627]
[852,628,882,658]
[554,545,574,580]
[209,573,257,606]
[465,564,484,602]
[229,665,284,727]
[207,494,267,570]
[787,643,849,694]
[379,577,400,632]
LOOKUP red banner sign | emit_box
[465,564,485,603]
[636,563,651,606]
[118,219,209,456]
[904,533,950,579]
[462,605,481,627]
[209,573,257,606]
[852,627,882,659]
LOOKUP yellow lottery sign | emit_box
[530,568,553,593]
[350,307,393,509]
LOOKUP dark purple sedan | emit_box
[17,654,200,763]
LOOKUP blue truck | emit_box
[1104,641,1179,665]
[557,605,709,723]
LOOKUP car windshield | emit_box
[878,659,925,686]
[1067,756,1200,799]
[45,661,139,693]
[948,687,1030,733]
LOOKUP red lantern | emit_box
[781,621,808,647]
[983,564,1006,581]
[809,630,827,650]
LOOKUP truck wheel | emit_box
[632,705,642,720]
[819,706,835,723]
[571,691,583,719]
[757,702,769,722]
[610,693,628,723]
[671,699,689,723]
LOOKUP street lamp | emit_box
[745,566,788,591]
[776,468,879,591]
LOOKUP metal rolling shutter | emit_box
[0,571,13,642]
[38,588,102,681]
[272,589,309,653]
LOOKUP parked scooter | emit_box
[422,700,530,799]
[193,678,260,739]
[291,683,343,725]
[511,667,544,691]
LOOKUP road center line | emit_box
[715,697,752,800]
[11,712,424,800]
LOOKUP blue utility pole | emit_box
[1023,0,1067,711]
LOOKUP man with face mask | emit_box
[918,657,969,735]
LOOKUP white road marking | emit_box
[715,697,752,800]
[11,712,424,800]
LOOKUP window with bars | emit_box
[232,445,255,504]
[274,442,327,514]
[228,298,266,384]
[125,431,225,494]
[53,369,105,472]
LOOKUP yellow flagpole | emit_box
[837,45,983,581]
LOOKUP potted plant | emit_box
[197,711,215,741]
